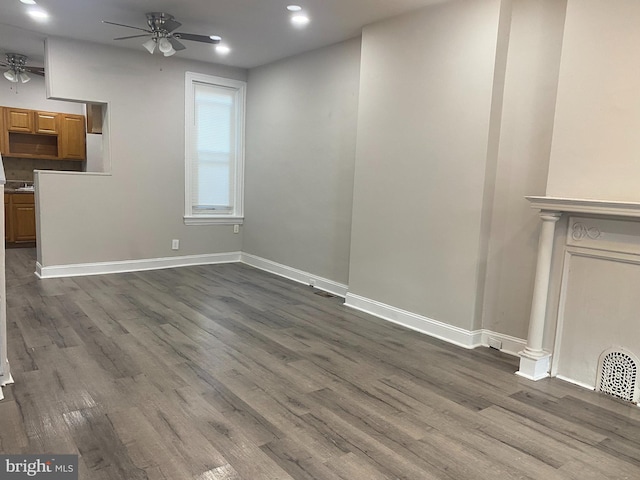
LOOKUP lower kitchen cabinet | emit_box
[5,193,35,244]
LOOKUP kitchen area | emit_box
[0,103,102,247]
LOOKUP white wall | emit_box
[481,0,567,340]
[37,37,247,267]
[0,74,83,114]
[347,0,503,331]
[546,0,640,201]
[244,39,361,286]
[14,1,592,357]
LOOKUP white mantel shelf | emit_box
[527,196,640,218]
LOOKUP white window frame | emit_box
[184,72,246,225]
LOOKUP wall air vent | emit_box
[596,347,639,404]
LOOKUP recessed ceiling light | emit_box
[209,35,222,41]
[27,8,48,20]
[215,45,230,55]
[287,5,302,11]
[20,0,37,4]
[290,14,310,26]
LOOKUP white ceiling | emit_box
[0,0,443,69]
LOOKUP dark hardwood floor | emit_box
[2,248,640,479]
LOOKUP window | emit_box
[184,72,246,224]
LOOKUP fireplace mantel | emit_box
[527,196,640,218]
[519,194,640,384]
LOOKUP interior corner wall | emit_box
[347,0,503,331]
[38,37,247,267]
[0,74,83,114]
[546,0,640,202]
[481,0,567,340]
[243,39,361,285]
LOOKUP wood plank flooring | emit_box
[2,248,640,479]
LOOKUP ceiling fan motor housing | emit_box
[146,13,181,33]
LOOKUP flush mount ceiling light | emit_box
[19,0,37,4]
[287,5,309,27]
[27,8,48,21]
[291,13,310,26]
[103,12,223,57]
[215,45,230,55]
[0,53,44,84]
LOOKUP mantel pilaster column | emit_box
[517,210,561,381]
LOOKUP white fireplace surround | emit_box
[518,196,640,398]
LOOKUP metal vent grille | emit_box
[596,348,639,404]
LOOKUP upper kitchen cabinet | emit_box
[59,114,86,160]
[1,107,86,160]
[5,108,59,134]
[5,108,34,133]
[35,111,59,134]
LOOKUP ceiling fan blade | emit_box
[174,33,220,44]
[169,38,186,51]
[25,67,45,76]
[114,34,151,40]
[102,20,151,34]
[163,18,182,33]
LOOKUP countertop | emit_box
[5,181,34,194]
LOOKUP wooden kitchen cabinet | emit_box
[5,108,59,134]
[0,110,5,154]
[4,194,11,243]
[5,193,36,244]
[35,111,59,134]
[0,106,85,160]
[5,107,33,133]
[59,114,86,160]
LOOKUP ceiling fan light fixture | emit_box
[158,37,173,53]
[107,13,220,58]
[142,38,157,54]
[4,70,18,83]
[19,72,31,83]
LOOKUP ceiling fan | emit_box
[1,53,44,84]
[103,12,221,57]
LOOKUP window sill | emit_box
[184,216,244,226]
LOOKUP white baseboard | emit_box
[241,253,349,297]
[555,374,595,391]
[344,293,526,355]
[480,330,527,356]
[0,373,14,401]
[36,252,242,279]
[344,293,483,349]
[34,251,524,358]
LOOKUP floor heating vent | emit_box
[596,347,639,404]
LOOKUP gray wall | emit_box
[37,37,247,267]
[0,73,83,114]
[244,39,361,285]
[30,0,577,349]
[348,0,503,331]
[481,0,567,339]
[546,0,640,202]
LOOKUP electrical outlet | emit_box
[172,239,179,250]
[488,337,502,350]
[233,224,240,234]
